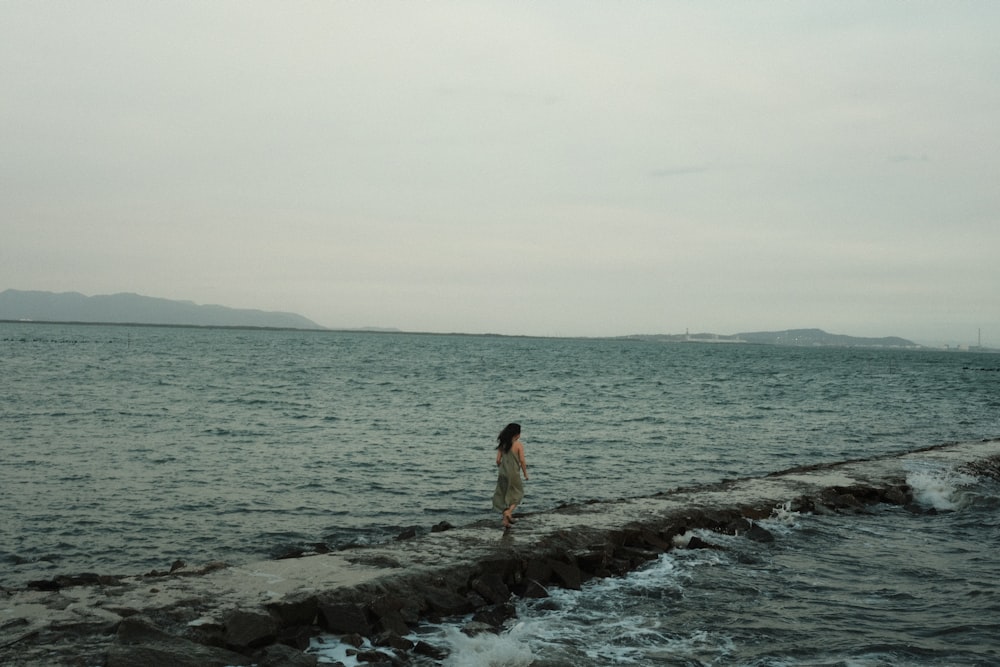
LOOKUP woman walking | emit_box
[492,423,528,529]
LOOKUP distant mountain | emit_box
[0,290,325,330]
[737,328,917,348]
[625,328,918,348]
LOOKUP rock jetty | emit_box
[2,438,998,666]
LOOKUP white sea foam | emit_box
[438,624,535,667]
[906,465,978,511]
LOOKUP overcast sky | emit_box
[3,2,997,345]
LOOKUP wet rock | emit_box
[431,521,454,532]
[423,587,474,617]
[395,526,419,541]
[548,559,583,590]
[27,572,121,591]
[472,601,516,628]
[256,642,319,667]
[881,485,911,505]
[369,595,409,635]
[108,616,251,667]
[460,620,496,637]
[319,602,372,636]
[352,647,400,665]
[223,609,279,649]
[576,545,613,577]
[510,577,549,599]
[275,625,315,651]
[743,523,775,543]
[413,639,449,660]
[613,545,661,569]
[268,595,319,627]
[686,536,723,550]
[726,518,774,543]
[523,558,553,584]
[471,572,511,605]
[373,629,414,651]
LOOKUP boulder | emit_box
[422,587,474,617]
[256,642,319,667]
[319,602,372,636]
[470,573,510,605]
[224,609,279,649]
[107,616,251,667]
[373,630,414,651]
[268,595,319,627]
[548,559,583,590]
[472,602,516,628]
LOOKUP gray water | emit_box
[3,322,1000,665]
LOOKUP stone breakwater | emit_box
[3,439,999,667]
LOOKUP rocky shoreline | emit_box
[3,438,999,666]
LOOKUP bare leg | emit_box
[502,504,517,527]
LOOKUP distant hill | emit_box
[0,290,325,330]
[625,328,918,348]
[737,328,917,348]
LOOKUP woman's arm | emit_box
[516,443,529,479]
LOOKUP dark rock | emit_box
[743,523,775,543]
[686,536,723,550]
[268,595,319,627]
[108,616,251,667]
[739,505,774,520]
[319,602,372,636]
[576,547,611,577]
[256,642,319,667]
[465,591,489,609]
[472,602,516,628]
[431,521,454,532]
[613,545,660,568]
[423,587,474,616]
[26,579,60,591]
[369,595,411,635]
[881,485,911,505]
[413,639,449,660]
[470,573,511,605]
[725,518,753,535]
[395,527,419,541]
[373,630,414,651]
[353,648,399,664]
[639,528,673,551]
[548,559,582,590]
[510,577,549,599]
[460,621,496,637]
[170,560,186,572]
[342,632,365,647]
[276,625,316,651]
[223,609,279,649]
[523,559,553,584]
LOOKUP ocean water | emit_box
[3,322,1000,665]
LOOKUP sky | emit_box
[2,2,998,345]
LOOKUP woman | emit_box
[492,422,528,529]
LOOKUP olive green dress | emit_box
[492,449,524,512]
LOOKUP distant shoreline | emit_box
[3,319,996,352]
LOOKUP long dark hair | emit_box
[496,423,521,453]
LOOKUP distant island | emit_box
[624,329,919,348]
[0,289,325,330]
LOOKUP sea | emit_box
[2,321,999,666]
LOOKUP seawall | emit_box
[3,438,999,666]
